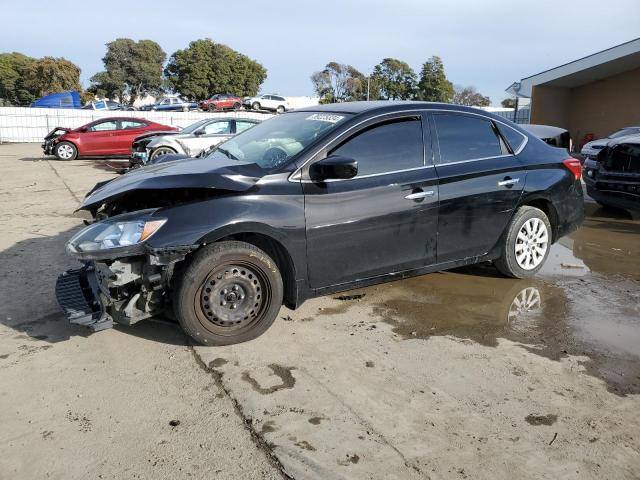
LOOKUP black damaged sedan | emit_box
[56,102,584,345]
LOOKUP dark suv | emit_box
[56,102,584,345]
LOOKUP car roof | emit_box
[293,100,491,116]
[90,117,149,122]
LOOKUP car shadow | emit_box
[0,225,186,346]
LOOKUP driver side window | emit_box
[204,121,232,135]
[89,120,118,132]
[329,118,424,177]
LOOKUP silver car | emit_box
[146,118,260,161]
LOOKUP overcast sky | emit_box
[2,0,639,105]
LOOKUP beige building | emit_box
[507,38,640,148]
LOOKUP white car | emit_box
[243,94,289,113]
[581,126,640,159]
[139,118,260,162]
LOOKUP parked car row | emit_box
[54,101,584,346]
[42,116,261,163]
[134,94,290,113]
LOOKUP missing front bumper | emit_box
[55,267,113,332]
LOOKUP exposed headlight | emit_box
[67,214,166,255]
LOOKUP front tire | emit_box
[276,105,285,114]
[174,241,283,346]
[55,141,77,160]
[252,102,261,110]
[494,206,551,278]
[150,146,177,161]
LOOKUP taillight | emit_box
[562,158,582,180]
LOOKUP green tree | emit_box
[370,58,417,100]
[90,38,166,105]
[311,62,367,103]
[0,53,82,105]
[23,57,81,97]
[416,56,454,102]
[501,98,516,108]
[0,52,37,105]
[452,85,491,107]
[165,39,266,100]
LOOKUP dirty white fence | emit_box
[0,107,275,143]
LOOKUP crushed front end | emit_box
[584,140,640,213]
[42,127,71,155]
[55,209,194,332]
[56,253,187,331]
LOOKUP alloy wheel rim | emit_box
[515,218,548,270]
[58,144,73,159]
[199,264,265,330]
[154,148,173,158]
[508,286,542,321]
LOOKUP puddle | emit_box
[568,203,640,281]
[321,213,640,395]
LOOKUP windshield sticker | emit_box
[305,113,344,123]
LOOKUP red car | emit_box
[43,117,177,160]
[199,94,242,111]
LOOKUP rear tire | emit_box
[494,206,551,278]
[174,241,283,346]
[55,141,77,160]
[233,102,241,110]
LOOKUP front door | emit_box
[431,112,527,262]
[82,119,120,155]
[303,114,439,290]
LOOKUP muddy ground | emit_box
[1,143,639,479]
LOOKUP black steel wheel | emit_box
[174,241,283,345]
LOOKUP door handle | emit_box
[405,190,435,200]
[498,177,520,187]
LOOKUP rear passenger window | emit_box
[330,118,423,176]
[496,123,526,153]
[434,114,502,163]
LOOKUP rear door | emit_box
[303,113,439,290]
[431,111,527,262]
[113,120,149,154]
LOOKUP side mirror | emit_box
[79,127,88,132]
[193,128,204,136]
[310,155,358,181]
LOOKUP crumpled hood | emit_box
[80,156,263,210]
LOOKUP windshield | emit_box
[609,127,640,139]
[206,111,351,169]
[181,119,210,134]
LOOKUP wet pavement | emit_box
[323,202,640,395]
